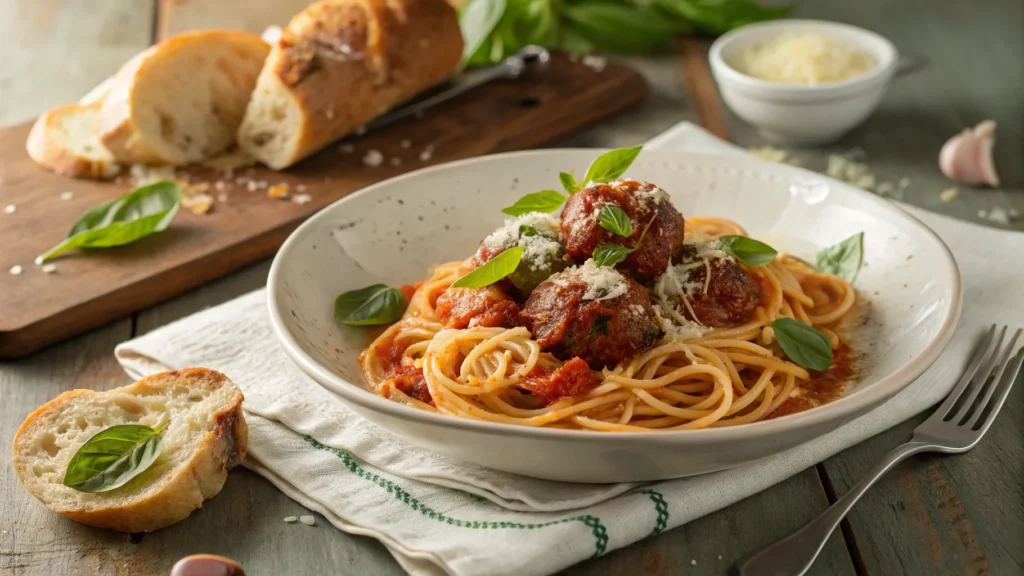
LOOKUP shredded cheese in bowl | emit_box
[731,31,877,86]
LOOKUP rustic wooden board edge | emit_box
[0,58,649,360]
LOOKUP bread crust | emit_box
[26,102,121,179]
[238,0,463,169]
[99,31,270,165]
[11,368,248,533]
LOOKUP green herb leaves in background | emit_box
[598,205,632,237]
[335,284,407,326]
[63,422,168,493]
[816,232,864,284]
[719,235,778,267]
[501,189,566,216]
[458,0,788,66]
[39,181,181,262]
[771,318,833,371]
[452,247,524,288]
[583,145,643,185]
[593,244,633,267]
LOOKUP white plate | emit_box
[267,150,961,483]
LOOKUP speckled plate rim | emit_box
[267,149,962,445]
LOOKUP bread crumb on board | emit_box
[41,263,58,274]
[363,150,383,167]
[267,183,291,199]
[181,193,214,215]
[291,194,312,205]
[419,145,434,162]
[60,191,74,201]
[9,265,23,275]
[4,204,15,214]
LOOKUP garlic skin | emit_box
[939,120,1000,187]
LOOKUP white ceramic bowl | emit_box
[709,19,898,145]
[267,150,961,483]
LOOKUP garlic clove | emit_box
[939,120,1000,187]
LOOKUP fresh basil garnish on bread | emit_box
[771,318,833,371]
[816,232,864,284]
[335,284,407,326]
[719,235,778,267]
[39,181,181,262]
[63,422,168,493]
[451,246,523,288]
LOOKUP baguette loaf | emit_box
[26,100,121,179]
[238,0,463,169]
[100,31,270,165]
[12,368,247,533]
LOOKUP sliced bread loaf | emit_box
[100,31,270,165]
[237,0,463,169]
[26,100,121,179]
[12,368,247,532]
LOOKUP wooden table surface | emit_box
[1,1,1021,575]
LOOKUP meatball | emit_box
[473,213,573,295]
[560,179,685,281]
[670,245,763,327]
[521,261,662,367]
[436,285,521,329]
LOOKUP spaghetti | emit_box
[359,216,857,432]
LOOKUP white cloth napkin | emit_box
[115,122,1024,576]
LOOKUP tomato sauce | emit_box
[767,343,855,419]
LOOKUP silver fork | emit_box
[737,324,1024,576]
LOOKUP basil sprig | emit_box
[597,205,632,237]
[559,172,580,194]
[452,247,523,288]
[816,232,864,284]
[583,145,643,185]
[501,190,566,216]
[63,422,168,493]
[771,318,833,371]
[593,244,633,267]
[335,284,407,326]
[719,235,778,267]
[39,181,182,262]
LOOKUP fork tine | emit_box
[933,324,999,421]
[946,325,1007,422]
[965,331,1023,431]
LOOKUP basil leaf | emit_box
[656,0,788,36]
[559,171,580,194]
[519,225,538,237]
[583,145,643,185]
[452,246,523,288]
[459,0,507,63]
[593,244,633,267]
[564,4,687,53]
[501,189,566,216]
[63,422,167,493]
[40,181,181,262]
[598,205,632,237]
[771,318,833,371]
[816,232,864,284]
[719,235,778,267]
[335,284,406,326]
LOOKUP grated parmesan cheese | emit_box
[732,31,877,86]
[482,213,561,253]
[649,237,731,339]
[572,259,629,301]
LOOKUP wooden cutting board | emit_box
[0,54,648,359]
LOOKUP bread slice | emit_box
[238,0,463,169]
[26,100,121,179]
[100,31,270,165]
[12,368,248,533]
